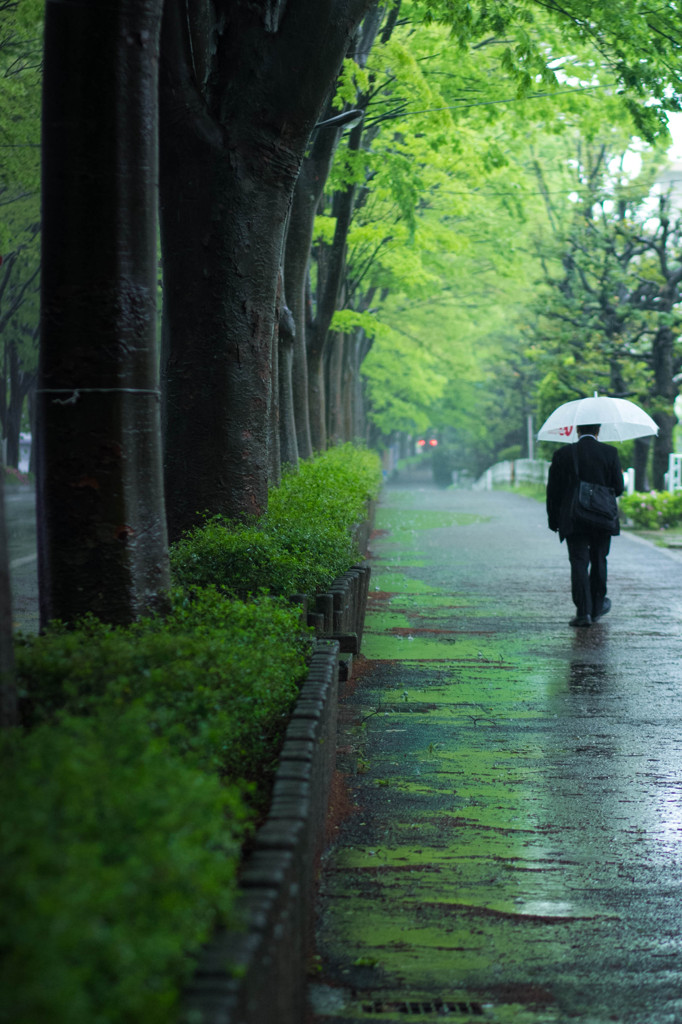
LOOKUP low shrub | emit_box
[0,706,247,1024]
[268,443,380,535]
[17,588,309,781]
[3,443,379,1024]
[171,444,381,596]
[619,490,682,529]
[3,465,31,487]
[169,523,305,596]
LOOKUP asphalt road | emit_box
[5,486,38,634]
[310,472,682,1024]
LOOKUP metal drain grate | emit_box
[360,998,485,1016]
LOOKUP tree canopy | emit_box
[3,0,680,625]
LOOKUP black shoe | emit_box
[593,598,611,620]
[570,614,592,627]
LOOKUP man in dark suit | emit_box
[546,424,624,627]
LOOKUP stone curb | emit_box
[181,564,371,1024]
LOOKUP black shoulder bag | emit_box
[570,444,619,534]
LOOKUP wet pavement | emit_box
[309,472,682,1024]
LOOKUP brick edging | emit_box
[181,563,371,1024]
[180,639,340,1024]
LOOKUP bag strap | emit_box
[571,441,581,482]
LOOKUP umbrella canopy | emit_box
[537,393,659,443]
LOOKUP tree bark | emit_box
[38,0,170,627]
[639,204,682,489]
[283,3,386,456]
[342,330,356,440]
[328,331,345,443]
[269,301,282,488]
[633,436,650,492]
[159,0,373,536]
[651,324,677,489]
[278,302,299,469]
[307,125,362,449]
[284,117,340,460]
[159,22,287,532]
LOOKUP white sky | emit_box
[667,111,682,161]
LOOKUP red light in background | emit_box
[417,439,426,447]
[428,439,438,446]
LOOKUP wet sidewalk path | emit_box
[309,481,682,1024]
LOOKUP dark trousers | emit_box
[566,530,611,618]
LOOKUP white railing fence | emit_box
[473,459,550,490]
[475,458,640,494]
[664,453,682,492]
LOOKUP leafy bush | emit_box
[268,443,380,534]
[169,523,305,596]
[17,588,309,781]
[0,706,247,1024]
[619,490,682,529]
[171,444,381,595]
[6,591,309,1024]
[3,465,31,487]
[3,443,379,1024]
[496,444,523,462]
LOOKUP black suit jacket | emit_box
[546,435,624,540]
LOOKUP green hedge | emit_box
[171,444,381,595]
[620,489,682,529]
[0,707,247,1024]
[3,592,306,1024]
[1,444,382,1024]
[17,589,308,781]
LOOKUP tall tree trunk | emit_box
[633,436,650,492]
[307,344,328,451]
[328,331,344,443]
[368,418,382,451]
[269,294,282,488]
[284,118,340,459]
[160,138,284,535]
[159,0,373,535]
[307,123,363,449]
[356,326,374,440]
[653,410,676,489]
[283,4,386,455]
[159,80,290,536]
[278,303,299,469]
[651,324,676,488]
[342,331,355,440]
[38,0,169,627]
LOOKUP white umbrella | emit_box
[537,392,659,443]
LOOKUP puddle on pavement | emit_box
[361,634,500,660]
[314,486,682,1023]
[376,508,492,534]
[370,571,444,595]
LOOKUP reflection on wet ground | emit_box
[311,481,682,1024]
[568,661,610,693]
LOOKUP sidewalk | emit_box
[309,479,682,1024]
